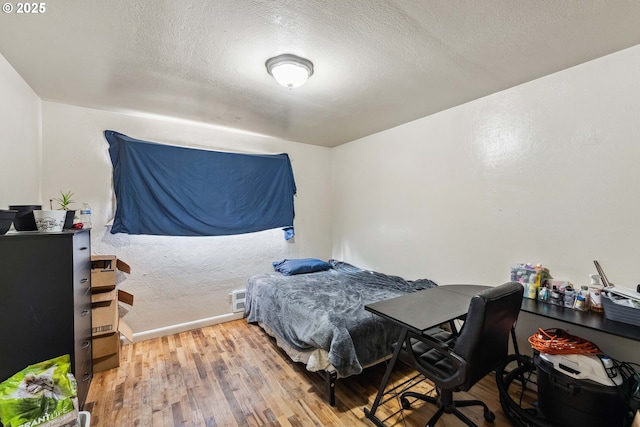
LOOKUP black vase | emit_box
[9,205,41,231]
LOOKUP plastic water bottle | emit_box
[80,203,92,229]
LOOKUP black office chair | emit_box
[396,282,524,427]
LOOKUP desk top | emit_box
[520,298,640,342]
[365,285,489,334]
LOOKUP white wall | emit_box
[331,45,640,362]
[0,53,41,206]
[332,44,640,287]
[42,102,332,340]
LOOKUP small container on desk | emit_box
[549,287,563,306]
[537,285,549,302]
[563,287,576,308]
[602,292,640,327]
[524,282,538,300]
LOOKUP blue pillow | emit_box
[272,258,332,276]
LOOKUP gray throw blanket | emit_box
[245,260,437,377]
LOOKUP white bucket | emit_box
[78,411,91,427]
[33,210,66,232]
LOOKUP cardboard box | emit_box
[91,254,134,372]
[91,289,134,337]
[92,331,120,359]
[91,255,131,291]
[92,289,118,336]
[115,289,134,343]
[92,332,120,372]
[91,291,134,372]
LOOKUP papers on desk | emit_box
[593,260,640,307]
[605,285,640,303]
[602,286,640,327]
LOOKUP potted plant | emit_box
[52,190,74,210]
[50,190,76,230]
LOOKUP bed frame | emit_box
[244,260,438,406]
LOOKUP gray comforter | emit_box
[244,260,437,377]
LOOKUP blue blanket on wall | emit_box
[104,131,297,237]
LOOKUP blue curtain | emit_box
[105,131,296,238]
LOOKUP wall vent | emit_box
[231,289,246,313]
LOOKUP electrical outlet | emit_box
[231,290,246,313]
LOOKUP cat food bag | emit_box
[0,355,79,427]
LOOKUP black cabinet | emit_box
[0,230,92,408]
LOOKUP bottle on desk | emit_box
[589,274,604,312]
[563,286,576,308]
[79,203,92,229]
[573,285,590,311]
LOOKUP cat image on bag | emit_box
[13,367,61,399]
[23,372,55,394]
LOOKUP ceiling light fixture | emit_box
[265,54,314,89]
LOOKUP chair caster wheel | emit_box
[400,397,411,410]
[484,409,495,422]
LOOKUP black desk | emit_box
[363,285,489,426]
[521,298,640,342]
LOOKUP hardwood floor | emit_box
[84,319,527,426]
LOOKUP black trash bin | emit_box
[536,352,629,427]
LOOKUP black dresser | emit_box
[0,230,92,408]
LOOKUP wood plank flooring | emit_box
[84,319,529,426]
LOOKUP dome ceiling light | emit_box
[265,54,314,89]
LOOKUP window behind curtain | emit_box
[104,131,296,238]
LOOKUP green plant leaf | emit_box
[53,190,75,210]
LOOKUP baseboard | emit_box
[130,312,245,343]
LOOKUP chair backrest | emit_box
[452,282,524,390]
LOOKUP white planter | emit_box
[33,210,66,232]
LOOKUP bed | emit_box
[244,259,437,405]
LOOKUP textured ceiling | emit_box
[2,0,640,147]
